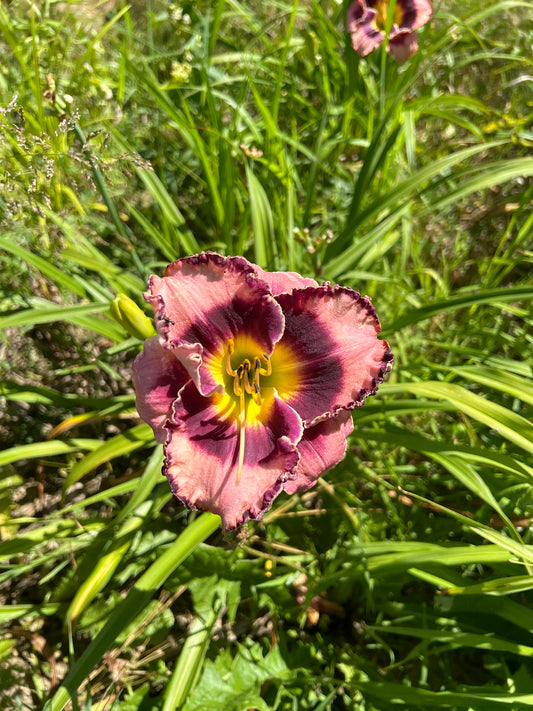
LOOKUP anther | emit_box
[260,354,272,377]
[225,339,237,377]
[243,366,253,394]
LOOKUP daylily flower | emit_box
[133,252,393,530]
[347,0,433,63]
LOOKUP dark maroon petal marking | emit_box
[347,0,366,24]
[397,0,433,29]
[275,285,393,426]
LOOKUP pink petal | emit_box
[274,285,393,426]
[163,381,304,530]
[144,252,284,398]
[284,411,354,495]
[347,6,384,58]
[398,0,433,30]
[132,336,190,443]
[346,0,367,26]
[254,266,318,296]
[388,30,419,63]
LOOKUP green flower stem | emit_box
[45,512,221,711]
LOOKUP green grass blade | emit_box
[355,680,533,708]
[0,236,88,298]
[0,301,110,330]
[449,364,533,406]
[372,624,533,658]
[385,285,533,333]
[0,439,96,468]
[63,424,154,490]
[382,381,533,455]
[246,165,275,268]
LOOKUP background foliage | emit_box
[1,0,533,709]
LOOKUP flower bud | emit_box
[110,293,156,340]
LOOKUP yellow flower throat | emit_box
[374,0,402,31]
[225,339,272,406]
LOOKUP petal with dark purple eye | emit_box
[132,336,190,443]
[285,411,355,495]
[346,0,366,24]
[397,0,433,30]
[388,29,419,63]
[273,285,393,426]
[162,381,304,530]
[144,252,284,398]
[347,6,384,57]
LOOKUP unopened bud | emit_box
[110,293,156,340]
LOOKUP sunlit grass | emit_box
[1,0,532,708]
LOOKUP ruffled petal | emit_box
[254,266,318,296]
[397,0,433,30]
[347,6,384,57]
[347,0,366,25]
[132,336,190,443]
[388,29,419,63]
[144,252,284,398]
[163,381,304,530]
[274,285,393,426]
[284,411,354,495]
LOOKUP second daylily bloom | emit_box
[347,0,433,63]
[133,252,393,529]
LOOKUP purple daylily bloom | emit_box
[132,252,393,530]
[347,0,433,63]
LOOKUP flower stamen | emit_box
[225,342,273,482]
[225,339,237,377]
[260,354,272,377]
